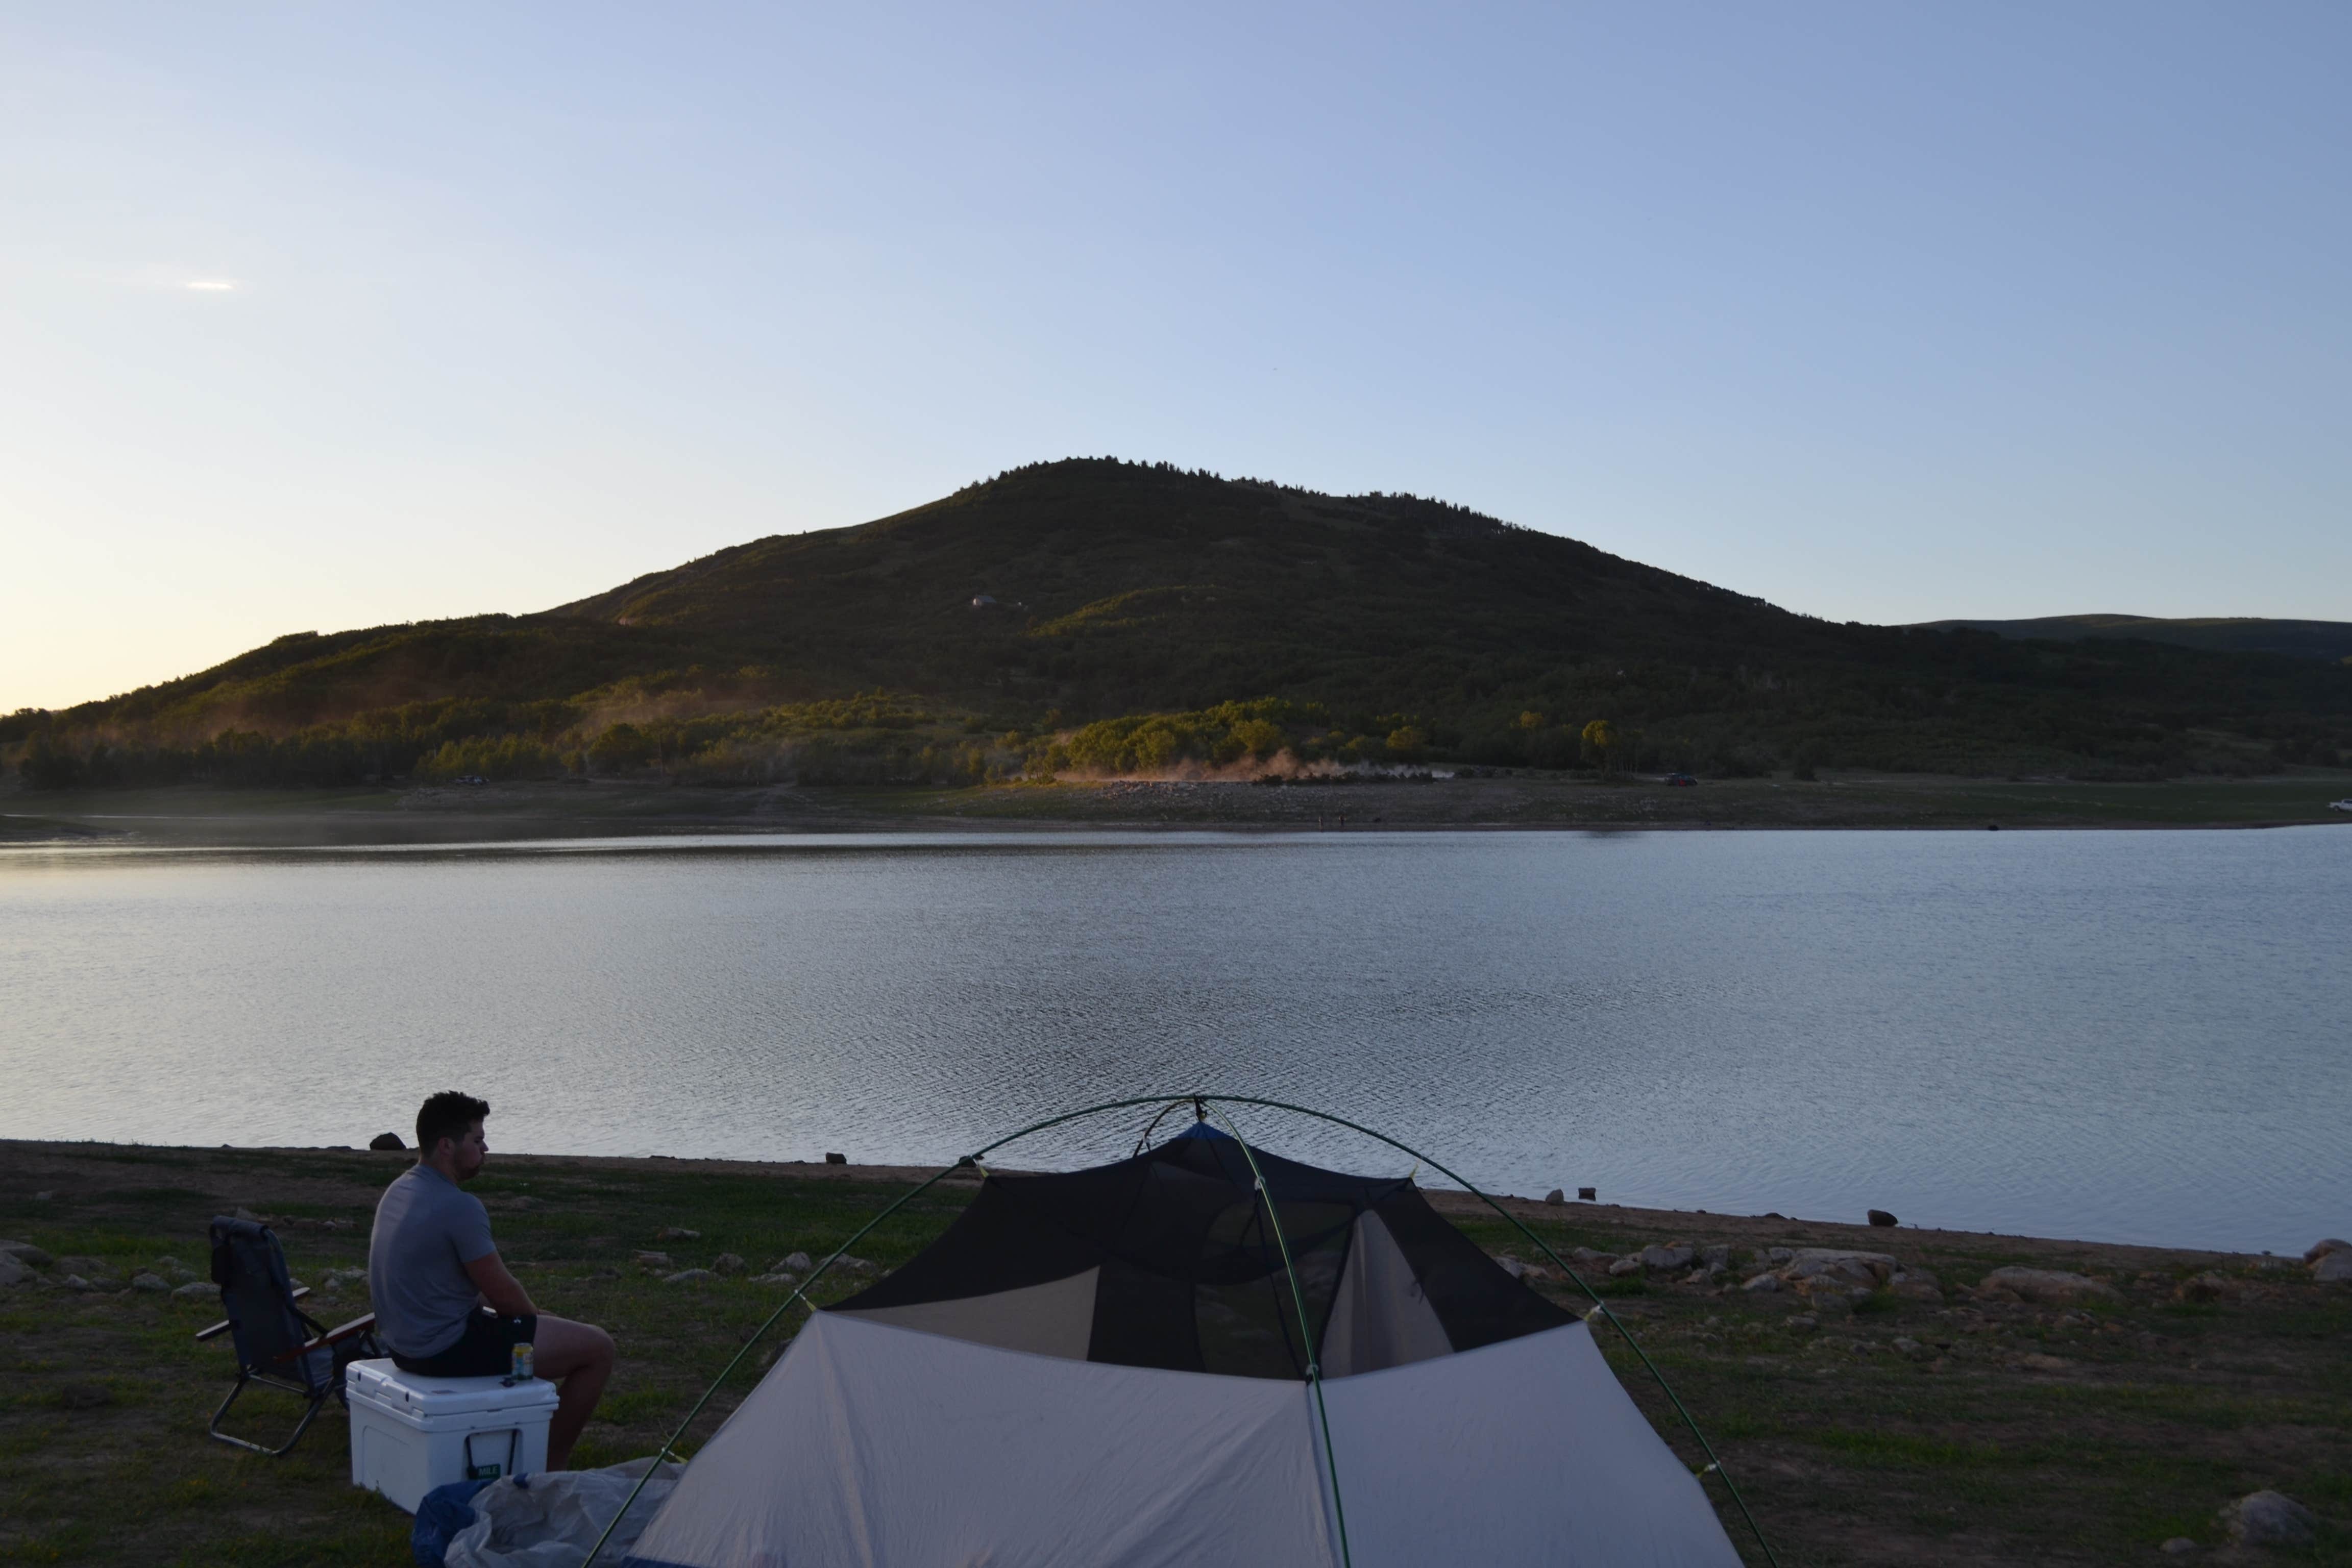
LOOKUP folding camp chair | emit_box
[197,1215,381,1456]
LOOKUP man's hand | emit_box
[463,1250,537,1318]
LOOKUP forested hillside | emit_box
[8,459,2350,788]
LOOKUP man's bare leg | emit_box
[532,1313,616,1469]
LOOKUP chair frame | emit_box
[198,1221,382,1457]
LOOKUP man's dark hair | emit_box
[416,1091,490,1156]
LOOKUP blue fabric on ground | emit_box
[411,1478,493,1567]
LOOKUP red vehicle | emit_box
[1663,772,1698,787]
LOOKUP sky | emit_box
[4,2,2347,712]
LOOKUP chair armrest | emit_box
[319,1313,378,1346]
[194,1285,310,1342]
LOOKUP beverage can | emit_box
[511,1341,535,1381]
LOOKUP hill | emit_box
[7,458,2351,788]
[1916,615,2352,663]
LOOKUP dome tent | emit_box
[614,1106,1756,1568]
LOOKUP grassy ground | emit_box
[1,1141,2346,1566]
[7,769,2352,847]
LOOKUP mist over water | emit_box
[3,828,2344,1254]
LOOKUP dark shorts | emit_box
[393,1308,537,1378]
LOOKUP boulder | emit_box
[634,1251,672,1268]
[0,1256,32,1288]
[1638,1244,1693,1272]
[130,1272,168,1293]
[369,1132,406,1151]
[2016,1353,2074,1373]
[1,1242,54,1267]
[1889,1268,1943,1301]
[824,1153,848,1166]
[1808,1291,1852,1318]
[713,1253,746,1276]
[749,1272,800,1287]
[1741,1273,1781,1293]
[59,1276,91,1292]
[1577,1187,1596,1201]
[780,1252,814,1274]
[1867,1209,1898,1228]
[1493,1256,1525,1279]
[836,1256,878,1277]
[654,1227,700,1242]
[57,1256,108,1279]
[173,1281,216,1301]
[2218,1490,2315,1548]
[2303,1237,2349,1264]
[1543,1189,1565,1206]
[1607,1257,1644,1278]
[1981,1266,2118,1304]
[2158,1538,2198,1555]
[1569,1248,1612,1267]
[2312,1251,2352,1284]
[2174,1271,2242,1303]
[662,1268,718,1286]
[1767,1247,1794,1265]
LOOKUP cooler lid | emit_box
[346,1357,561,1415]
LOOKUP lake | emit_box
[2,827,2344,1254]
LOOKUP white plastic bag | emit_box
[444,1456,683,1568]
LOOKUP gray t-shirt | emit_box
[368,1164,498,1358]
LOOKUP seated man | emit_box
[368,1091,615,1469]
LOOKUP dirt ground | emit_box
[1,1140,2345,1566]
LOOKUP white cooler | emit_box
[346,1358,560,1513]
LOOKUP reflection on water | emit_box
[2,828,2345,1252]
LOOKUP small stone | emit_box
[713,1253,746,1276]
[60,1275,91,1291]
[780,1252,814,1273]
[1867,1209,1898,1228]
[1577,1187,1596,1201]
[1980,1266,2118,1304]
[152,1255,180,1271]
[2218,1490,2315,1548]
[2158,1537,2198,1555]
[836,1256,877,1276]
[749,1272,800,1287]
[1607,1257,1643,1278]
[173,1281,216,1301]
[635,1251,672,1268]
[0,1255,36,1288]
[369,1132,406,1151]
[34,1191,52,1202]
[1742,1273,1781,1293]
[1891,1336,1923,1356]
[232,1207,262,1223]
[824,1153,848,1165]
[1543,1189,1565,1206]
[2312,1251,2352,1284]
[2303,1237,2349,1264]
[654,1227,701,1242]
[1493,1256,1525,1279]
[1786,1314,1818,1332]
[1638,1244,1694,1272]
[2018,1353,2074,1373]
[663,1268,718,1285]
[130,1272,168,1293]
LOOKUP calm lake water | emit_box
[2,828,2344,1254]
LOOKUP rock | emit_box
[1742,1273,1781,1293]
[173,1281,216,1301]
[1891,1336,1923,1357]
[713,1253,747,1276]
[635,1251,672,1268]
[1569,1248,1611,1267]
[780,1252,814,1273]
[2158,1537,2198,1555]
[663,1268,718,1285]
[1783,1249,1895,1286]
[1809,1291,1853,1318]
[369,1132,406,1151]
[1867,1209,1898,1228]
[2174,1271,2241,1303]
[1786,1314,1818,1332]
[152,1255,181,1271]
[2017,1353,2074,1373]
[1577,1187,1596,1201]
[654,1227,701,1242]
[2312,1251,2352,1285]
[57,1256,108,1278]
[1981,1266,2118,1304]
[1889,1268,1943,1301]
[2303,1237,2349,1264]
[836,1256,877,1276]
[1607,1258,1643,1278]
[2218,1490,2315,1548]
[0,1256,32,1288]
[60,1276,91,1291]
[232,1207,262,1223]
[1767,1247,1794,1265]
[1543,1189,1565,1206]
[1,1242,54,1267]
[1638,1244,1694,1272]
[749,1272,800,1287]
[824,1153,847,1166]
[130,1272,168,1293]
[1493,1256,1525,1279]
[1699,1244,1731,1271]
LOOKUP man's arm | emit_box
[463,1250,538,1318]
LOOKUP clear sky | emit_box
[5,3,2347,712]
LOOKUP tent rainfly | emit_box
[622,1125,1746,1567]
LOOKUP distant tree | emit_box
[1516,710,1547,730]
[1581,718,1618,773]
[1386,725,1428,762]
